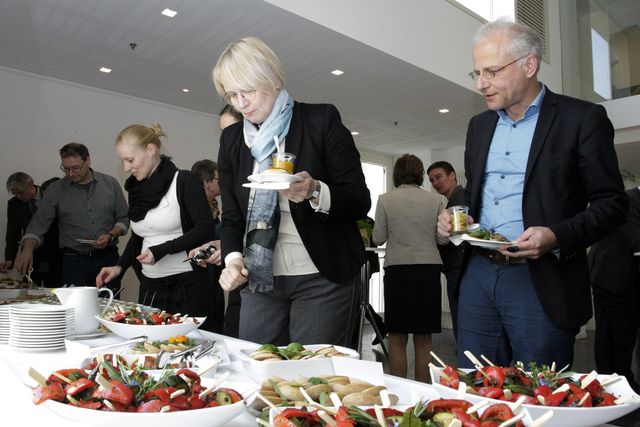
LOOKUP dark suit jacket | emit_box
[218,102,370,284]
[589,187,640,295]
[463,87,628,329]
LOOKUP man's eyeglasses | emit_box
[468,55,527,81]
[60,161,85,174]
[224,89,257,104]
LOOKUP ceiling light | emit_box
[331,69,344,76]
[351,131,359,136]
[99,67,112,74]
[161,8,177,17]
[438,108,450,113]
[182,88,189,93]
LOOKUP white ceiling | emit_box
[0,0,638,174]
[0,0,487,157]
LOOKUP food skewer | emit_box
[600,373,621,387]
[580,370,598,389]
[329,392,342,409]
[511,394,527,412]
[380,389,392,407]
[497,411,525,427]
[256,418,273,427]
[530,410,554,427]
[480,354,496,366]
[457,381,467,399]
[430,350,447,368]
[28,367,46,387]
[198,371,230,399]
[318,410,337,427]
[255,392,281,413]
[463,350,485,368]
[466,399,489,414]
[373,405,386,427]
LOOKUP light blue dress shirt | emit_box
[479,85,545,241]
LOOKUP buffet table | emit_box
[0,329,444,426]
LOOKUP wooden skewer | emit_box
[103,399,116,411]
[577,392,591,406]
[66,394,81,405]
[170,389,186,399]
[256,392,281,413]
[430,350,447,368]
[256,418,273,427]
[480,354,495,366]
[329,392,342,409]
[456,381,467,399]
[550,362,556,372]
[299,387,315,405]
[497,412,525,427]
[373,405,386,427]
[580,370,598,389]
[552,383,569,394]
[530,409,554,427]
[557,364,570,374]
[318,410,337,427]
[466,399,489,414]
[198,371,230,399]
[380,389,391,407]
[447,419,462,427]
[28,367,47,387]
[464,350,484,368]
[197,360,219,377]
[51,371,72,384]
[160,405,171,412]
[95,374,112,390]
[503,388,512,400]
[600,373,621,387]
[511,394,527,412]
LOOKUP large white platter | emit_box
[95,315,206,341]
[430,366,640,427]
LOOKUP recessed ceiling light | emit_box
[438,108,450,113]
[161,8,177,17]
[99,67,112,74]
[182,88,189,93]
[351,131,359,136]
[331,69,344,76]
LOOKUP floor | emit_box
[359,323,640,426]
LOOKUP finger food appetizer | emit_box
[250,342,350,361]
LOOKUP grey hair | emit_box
[6,172,33,192]
[475,17,543,65]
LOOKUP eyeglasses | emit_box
[224,89,257,103]
[468,55,527,81]
[60,161,85,174]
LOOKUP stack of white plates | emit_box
[0,306,9,343]
[9,304,74,351]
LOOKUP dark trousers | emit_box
[443,267,461,341]
[206,265,225,334]
[223,287,242,338]
[457,255,577,369]
[139,267,217,331]
[62,247,120,292]
[239,273,359,346]
[593,285,640,392]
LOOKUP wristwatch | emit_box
[305,180,321,200]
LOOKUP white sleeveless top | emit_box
[130,172,192,278]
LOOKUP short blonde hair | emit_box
[212,37,285,98]
[115,123,166,151]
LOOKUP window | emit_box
[450,0,515,21]
[361,161,386,219]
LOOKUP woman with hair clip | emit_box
[96,124,216,330]
[213,37,370,346]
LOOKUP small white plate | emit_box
[460,234,515,250]
[73,329,108,339]
[75,238,98,244]
[242,181,291,190]
[247,173,303,184]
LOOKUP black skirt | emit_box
[383,264,442,334]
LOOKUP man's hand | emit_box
[0,260,13,273]
[437,208,453,238]
[281,171,316,203]
[136,249,156,265]
[498,226,558,260]
[14,240,36,275]
[93,233,111,249]
[96,266,122,288]
[219,258,249,291]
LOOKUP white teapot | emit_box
[54,286,113,335]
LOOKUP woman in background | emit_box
[96,124,216,329]
[372,154,443,382]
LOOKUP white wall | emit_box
[0,66,220,300]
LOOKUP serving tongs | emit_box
[154,339,216,369]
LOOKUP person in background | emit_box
[437,18,627,369]
[188,104,245,337]
[190,159,225,333]
[15,144,129,292]
[213,37,370,346]
[589,186,640,392]
[1,173,62,286]
[372,154,443,382]
[96,124,216,329]
[427,161,465,341]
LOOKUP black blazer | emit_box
[589,187,640,295]
[463,87,628,329]
[218,102,370,284]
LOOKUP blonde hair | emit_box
[115,123,165,151]
[212,37,285,98]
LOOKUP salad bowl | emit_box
[95,315,205,341]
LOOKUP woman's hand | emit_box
[219,258,249,291]
[281,171,316,203]
[96,266,122,288]
[136,249,156,265]
[187,241,222,267]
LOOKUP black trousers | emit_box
[593,284,640,392]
